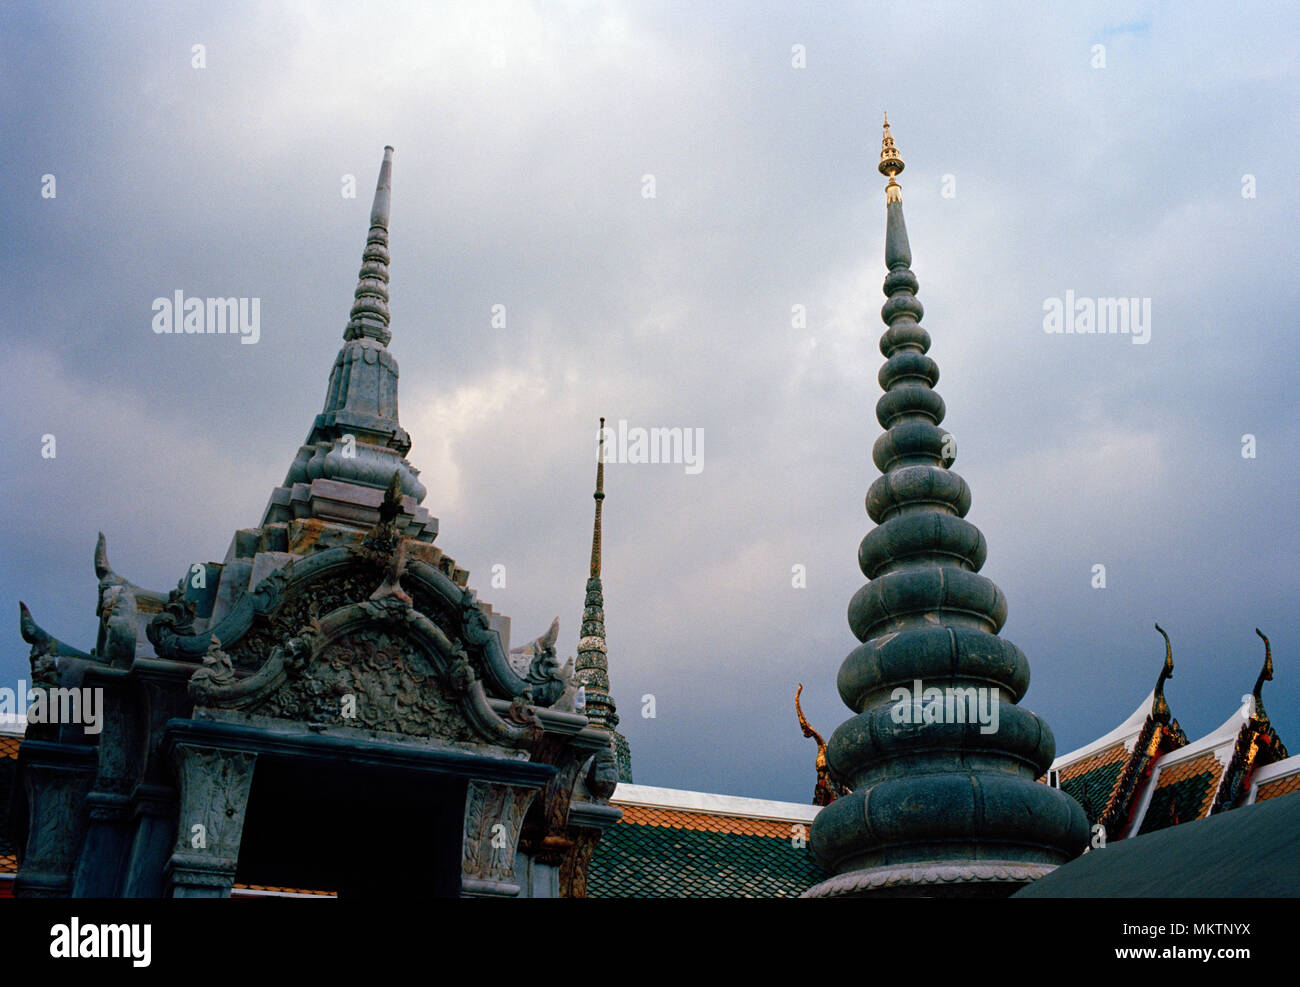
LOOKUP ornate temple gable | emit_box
[186,597,542,749]
[1210,629,1288,815]
[1118,629,1289,838]
[1043,624,1189,839]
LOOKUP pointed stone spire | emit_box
[804,118,1086,898]
[260,146,434,538]
[575,419,632,781]
[590,417,605,579]
[344,145,394,347]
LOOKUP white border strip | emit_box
[611,783,821,823]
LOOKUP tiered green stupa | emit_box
[805,117,1087,897]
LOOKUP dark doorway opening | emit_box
[235,755,467,898]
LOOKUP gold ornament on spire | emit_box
[879,112,904,202]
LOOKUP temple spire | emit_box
[345,145,394,347]
[805,117,1086,898]
[880,114,911,272]
[591,417,606,578]
[575,418,632,781]
[260,145,434,534]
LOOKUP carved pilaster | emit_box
[164,745,257,898]
[558,799,623,898]
[121,783,178,898]
[13,743,98,898]
[557,829,603,898]
[71,791,133,897]
[461,780,538,897]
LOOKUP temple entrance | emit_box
[235,754,467,898]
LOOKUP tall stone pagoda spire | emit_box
[575,419,632,782]
[804,117,1087,897]
[261,146,435,540]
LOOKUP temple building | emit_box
[1041,626,1292,841]
[3,124,1295,899]
[5,148,624,898]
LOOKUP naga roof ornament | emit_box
[795,684,848,807]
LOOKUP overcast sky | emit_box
[2,1,1297,802]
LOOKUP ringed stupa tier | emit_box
[804,117,1087,897]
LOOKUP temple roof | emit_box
[0,720,21,887]
[588,785,823,897]
[1014,783,1300,898]
[1043,625,1188,835]
[1251,754,1300,803]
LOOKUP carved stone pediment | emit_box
[252,625,478,743]
[188,600,540,749]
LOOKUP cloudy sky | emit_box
[2,1,1296,802]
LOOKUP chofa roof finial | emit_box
[1253,628,1274,722]
[1152,622,1174,723]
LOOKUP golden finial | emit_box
[879,112,904,202]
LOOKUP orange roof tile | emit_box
[1059,742,1129,783]
[1153,751,1224,819]
[1256,774,1300,802]
[614,804,804,840]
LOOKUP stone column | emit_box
[558,801,623,898]
[71,791,133,896]
[460,779,538,897]
[164,746,257,898]
[120,783,178,898]
[12,743,97,898]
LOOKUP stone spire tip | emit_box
[345,147,394,347]
[591,417,606,578]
